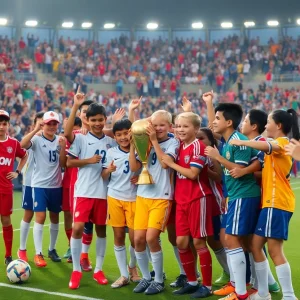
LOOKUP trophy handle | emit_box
[137,162,154,185]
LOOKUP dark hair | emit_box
[113,119,132,134]
[34,111,45,125]
[86,103,106,119]
[0,116,9,122]
[272,109,300,140]
[248,109,268,134]
[215,103,243,130]
[79,100,94,112]
[74,116,82,128]
[199,127,218,147]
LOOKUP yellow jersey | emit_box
[262,137,295,212]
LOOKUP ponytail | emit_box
[287,109,300,140]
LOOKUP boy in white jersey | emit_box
[21,111,65,267]
[66,95,116,290]
[102,119,141,288]
[129,110,179,295]
[18,111,44,262]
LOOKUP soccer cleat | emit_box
[170,274,188,288]
[133,278,152,293]
[63,247,71,259]
[4,256,13,266]
[150,270,167,281]
[128,265,141,283]
[249,292,271,300]
[67,255,73,263]
[213,282,235,296]
[268,282,280,293]
[144,281,164,295]
[17,249,28,262]
[48,249,61,262]
[173,282,199,295]
[93,271,108,285]
[80,253,92,272]
[219,292,240,300]
[111,276,130,288]
[190,285,213,298]
[69,271,82,289]
[215,270,230,286]
[34,253,47,267]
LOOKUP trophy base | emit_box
[137,169,154,185]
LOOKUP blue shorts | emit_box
[22,186,33,211]
[32,187,62,213]
[213,215,221,240]
[221,213,227,229]
[226,197,261,236]
[255,207,293,240]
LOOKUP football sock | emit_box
[214,247,230,275]
[20,220,30,251]
[49,223,59,251]
[225,248,235,286]
[135,250,151,280]
[94,237,106,273]
[228,248,247,295]
[173,246,186,275]
[82,232,93,254]
[33,222,44,255]
[146,244,152,263]
[3,225,13,257]
[71,237,82,272]
[276,262,296,299]
[255,260,269,297]
[114,245,128,278]
[151,250,164,283]
[249,253,258,289]
[178,247,197,284]
[128,245,137,268]
[197,247,212,289]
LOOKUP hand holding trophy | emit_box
[131,119,154,185]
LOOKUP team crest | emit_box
[161,147,166,152]
[6,147,13,154]
[50,112,55,117]
[226,151,230,160]
[184,155,190,164]
[106,144,112,149]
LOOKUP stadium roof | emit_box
[2,0,300,28]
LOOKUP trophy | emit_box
[131,119,154,185]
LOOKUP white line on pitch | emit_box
[0,283,103,300]
[0,222,64,234]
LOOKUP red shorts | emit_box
[0,193,13,216]
[69,184,75,214]
[73,197,107,225]
[176,195,214,238]
[62,187,70,212]
[167,202,176,225]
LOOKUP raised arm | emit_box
[20,119,43,149]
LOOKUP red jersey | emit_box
[0,136,27,194]
[67,130,81,187]
[175,139,212,204]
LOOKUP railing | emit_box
[2,71,37,82]
[273,73,300,82]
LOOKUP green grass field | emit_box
[0,180,299,300]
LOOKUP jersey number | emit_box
[123,160,130,174]
[49,150,57,163]
[95,150,106,164]
[151,153,157,165]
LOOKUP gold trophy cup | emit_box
[131,119,154,185]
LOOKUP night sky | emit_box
[1,0,300,28]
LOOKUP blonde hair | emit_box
[151,110,172,124]
[176,112,202,128]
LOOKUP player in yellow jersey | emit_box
[230,109,299,300]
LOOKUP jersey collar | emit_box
[118,146,129,153]
[88,132,105,140]
[42,133,56,142]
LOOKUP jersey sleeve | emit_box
[232,144,251,166]
[165,138,180,160]
[270,137,289,156]
[190,141,207,169]
[29,135,39,151]
[103,149,113,169]
[68,134,82,158]
[15,140,27,158]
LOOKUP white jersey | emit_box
[103,146,137,202]
[30,134,62,188]
[22,149,33,187]
[137,137,179,200]
[68,132,116,199]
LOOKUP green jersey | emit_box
[222,131,261,201]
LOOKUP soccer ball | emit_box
[6,259,31,283]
